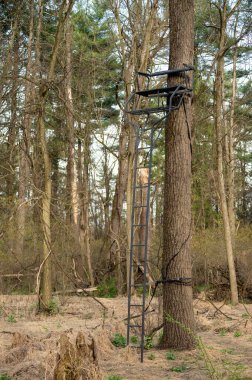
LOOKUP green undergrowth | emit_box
[112,333,126,348]
[97,277,117,298]
[170,364,189,373]
[7,314,16,323]
[165,313,250,380]
[147,352,156,360]
[130,335,138,344]
[47,299,59,315]
[166,350,176,360]
[0,375,10,380]
[144,335,153,350]
[10,286,32,295]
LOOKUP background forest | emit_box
[0,0,252,304]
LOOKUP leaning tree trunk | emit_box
[35,0,74,309]
[162,0,196,349]
[215,58,238,305]
[214,6,238,305]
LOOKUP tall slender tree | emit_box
[64,6,79,228]
[16,0,34,257]
[213,1,240,305]
[35,0,74,310]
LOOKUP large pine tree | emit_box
[162,0,196,349]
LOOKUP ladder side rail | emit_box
[140,125,155,362]
[127,124,140,345]
[142,115,167,163]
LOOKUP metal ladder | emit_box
[126,118,155,363]
[126,65,194,362]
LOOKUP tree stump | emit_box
[53,332,103,380]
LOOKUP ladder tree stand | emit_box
[125,64,194,362]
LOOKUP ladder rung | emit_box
[132,224,147,227]
[129,344,141,348]
[135,185,148,189]
[130,304,143,307]
[136,166,148,170]
[141,128,153,132]
[138,146,151,150]
[130,283,153,287]
[134,205,147,208]
[132,244,145,247]
[130,284,145,287]
[128,324,142,328]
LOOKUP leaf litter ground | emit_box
[0,294,252,379]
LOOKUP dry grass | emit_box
[0,295,252,379]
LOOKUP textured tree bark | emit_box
[109,125,128,292]
[79,133,94,286]
[108,4,129,292]
[103,146,111,237]
[162,0,196,349]
[65,14,79,228]
[0,4,21,101]
[214,5,238,305]
[227,43,237,238]
[39,112,52,309]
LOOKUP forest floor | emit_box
[0,294,252,379]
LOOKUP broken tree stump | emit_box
[53,332,103,380]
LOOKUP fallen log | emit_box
[0,273,35,278]
[53,287,97,295]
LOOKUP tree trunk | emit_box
[103,146,111,236]
[65,16,79,228]
[215,58,238,305]
[35,0,74,309]
[39,109,52,308]
[79,131,94,286]
[162,0,196,349]
[109,125,128,292]
[16,0,34,257]
[227,43,238,237]
[214,10,238,304]
[0,4,21,101]
[7,36,19,204]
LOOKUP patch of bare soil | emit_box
[0,294,252,379]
